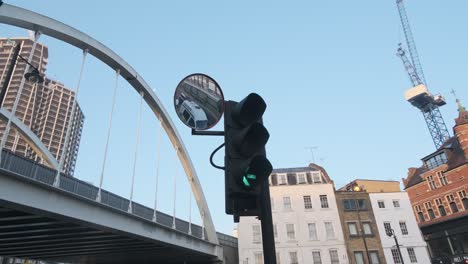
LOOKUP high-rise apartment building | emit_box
[0,37,84,176]
[238,164,349,264]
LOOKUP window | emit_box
[348,222,358,236]
[463,198,468,210]
[252,225,261,243]
[417,212,425,222]
[415,205,425,222]
[289,252,298,264]
[384,222,392,236]
[427,175,437,190]
[450,202,459,213]
[320,195,329,208]
[447,194,455,202]
[297,173,306,184]
[378,200,385,208]
[391,248,402,264]
[407,248,418,263]
[343,199,366,210]
[437,171,448,186]
[308,223,318,240]
[312,172,321,183]
[393,200,400,208]
[425,201,435,219]
[362,222,372,235]
[459,190,467,199]
[286,224,295,240]
[357,199,367,210]
[343,199,356,210]
[254,252,263,264]
[399,221,408,235]
[274,223,278,239]
[428,209,435,219]
[325,222,335,239]
[369,251,380,264]
[279,174,287,185]
[424,152,447,170]
[438,205,447,216]
[312,251,322,264]
[354,251,364,264]
[283,197,291,210]
[303,195,313,209]
[329,249,340,264]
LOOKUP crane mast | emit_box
[395,0,450,149]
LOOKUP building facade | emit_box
[0,37,84,175]
[403,105,468,263]
[238,164,349,264]
[335,190,386,264]
[369,192,431,264]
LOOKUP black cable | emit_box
[210,143,225,170]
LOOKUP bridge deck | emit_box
[0,151,225,263]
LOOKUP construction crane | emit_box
[395,0,450,149]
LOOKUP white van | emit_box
[178,100,208,130]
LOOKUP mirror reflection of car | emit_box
[178,100,208,130]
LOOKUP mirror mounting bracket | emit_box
[191,129,224,136]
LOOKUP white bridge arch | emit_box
[0,2,219,244]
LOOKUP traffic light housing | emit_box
[224,93,272,218]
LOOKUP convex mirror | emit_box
[174,73,224,130]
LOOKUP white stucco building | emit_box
[238,165,349,264]
[369,192,431,264]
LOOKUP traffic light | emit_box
[224,93,272,218]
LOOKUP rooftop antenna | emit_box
[305,146,318,164]
[450,89,466,113]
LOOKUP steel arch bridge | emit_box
[0,2,226,262]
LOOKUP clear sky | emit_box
[1,0,467,235]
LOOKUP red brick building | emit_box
[403,104,468,263]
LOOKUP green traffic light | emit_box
[242,173,257,188]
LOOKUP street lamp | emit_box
[386,228,405,264]
[17,54,44,84]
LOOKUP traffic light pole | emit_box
[260,180,276,264]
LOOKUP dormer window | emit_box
[278,174,287,185]
[424,152,448,170]
[297,173,306,184]
[312,172,322,183]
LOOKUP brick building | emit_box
[403,103,468,263]
[335,190,386,264]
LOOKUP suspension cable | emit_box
[53,48,88,187]
[96,69,120,202]
[188,193,192,235]
[128,91,144,213]
[152,119,162,222]
[172,149,178,229]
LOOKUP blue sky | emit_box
[1,0,467,235]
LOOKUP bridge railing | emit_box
[0,149,207,240]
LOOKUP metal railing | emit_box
[0,150,217,240]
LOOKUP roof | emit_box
[404,135,467,189]
[272,166,318,174]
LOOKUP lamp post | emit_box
[386,228,405,264]
[17,54,44,84]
